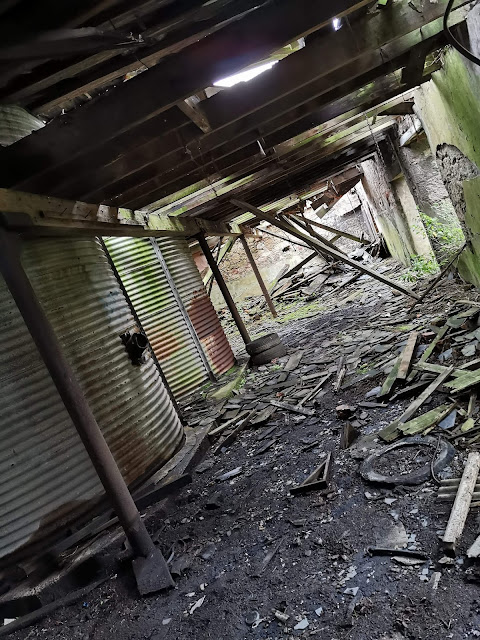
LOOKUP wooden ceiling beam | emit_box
[159,129,386,221]
[0,188,239,239]
[53,52,424,206]
[1,0,370,188]
[124,116,395,211]
[39,22,446,204]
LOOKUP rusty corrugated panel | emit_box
[0,238,183,562]
[157,237,235,376]
[104,237,209,398]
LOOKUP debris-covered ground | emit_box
[8,262,480,640]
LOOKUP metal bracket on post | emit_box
[149,238,216,381]
[0,228,174,595]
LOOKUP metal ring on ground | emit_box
[360,436,455,486]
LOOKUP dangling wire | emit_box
[444,0,480,67]
[365,114,382,157]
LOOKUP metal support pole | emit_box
[0,229,174,594]
[239,235,277,318]
[196,233,251,345]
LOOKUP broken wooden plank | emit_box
[468,392,477,418]
[445,368,480,393]
[406,325,448,383]
[379,367,454,442]
[378,356,401,398]
[253,536,284,577]
[397,332,418,380]
[290,452,332,495]
[366,547,428,560]
[389,379,430,402]
[209,410,248,437]
[334,355,346,393]
[231,200,420,300]
[398,404,453,436]
[340,423,359,449]
[284,350,304,372]
[293,216,367,244]
[213,409,257,454]
[414,362,467,378]
[276,252,318,284]
[270,399,314,416]
[443,452,480,552]
[299,372,332,405]
[397,366,454,424]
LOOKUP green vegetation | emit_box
[357,362,373,374]
[275,298,327,324]
[400,254,438,282]
[419,211,464,263]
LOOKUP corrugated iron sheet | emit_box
[104,237,209,398]
[0,105,44,146]
[0,238,183,562]
[157,237,235,376]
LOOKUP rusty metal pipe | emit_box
[196,233,251,344]
[0,229,171,578]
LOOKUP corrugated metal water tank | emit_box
[157,237,235,376]
[0,237,183,563]
[105,237,210,398]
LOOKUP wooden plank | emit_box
[396,366,454,424]
[208,410,249,437]
[406,325,448,382]
[77,65,421,208]
[379,367,454,441]
[202,1,466,133]
[178,97,212,134]
[203,237,237,287]
[213,409,257,453]
[0,188,238,239]
[232,199,420,300]
[379,357,401,398]
[397,332,418,380]
[399,404,453,436]
[290,452,332,495]
[270,399,314,416]
[414,362,468,378]
[443,452,480,552]
[445,368,480,393]
[289,216,367,245]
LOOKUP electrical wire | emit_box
[444,0,480,67]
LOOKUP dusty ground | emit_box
[8,263,480,640]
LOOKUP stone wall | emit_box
[357,145,434,267]
[394,133,458,225]
[414,7,480,285]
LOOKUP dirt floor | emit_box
[8,259,480,640]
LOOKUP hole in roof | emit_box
[214,61,278,88]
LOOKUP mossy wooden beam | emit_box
[0,188,238,239]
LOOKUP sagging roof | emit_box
[0,0,470,225]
